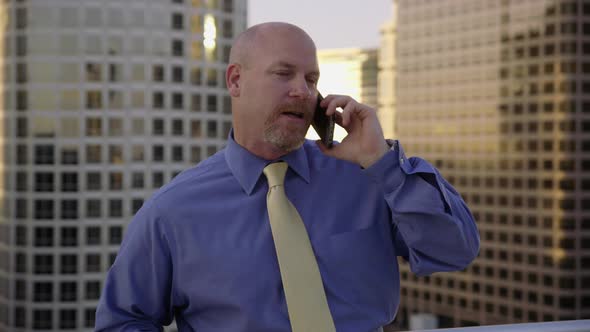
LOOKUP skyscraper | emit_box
[392,0,590,328]
[307,48,378,141]
[0,1,246,330]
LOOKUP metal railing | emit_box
[412,320,590,332]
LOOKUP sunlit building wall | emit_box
[378,4,396,140]
[394,0,590,328]
[307,48,378,141]
[0,0,247,331]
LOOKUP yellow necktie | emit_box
[263,162,336,332]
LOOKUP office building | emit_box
[0,0,246,330]
[307,48,378,141]
[393,0,590,328]
[378,4,396,140]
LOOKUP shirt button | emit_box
[400,158,404,165]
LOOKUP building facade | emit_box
[308,48,378,142]
[393,0,590,328]
[0,0,246,330]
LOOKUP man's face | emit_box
[233,28,320,155]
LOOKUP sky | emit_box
[248,0,394,50]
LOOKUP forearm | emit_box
[365,141,480,275]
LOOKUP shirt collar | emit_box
[225,131,311,195]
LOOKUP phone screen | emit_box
[311,93,335,148]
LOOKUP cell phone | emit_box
[311,93,335,148]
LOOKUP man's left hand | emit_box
[316,94,389,169]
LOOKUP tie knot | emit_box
[263,162,288,188]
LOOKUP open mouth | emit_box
[281,111,305,119]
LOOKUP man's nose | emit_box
[289,76,312,99]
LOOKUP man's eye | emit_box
[275,71,290,76]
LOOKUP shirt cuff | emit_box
[363,139,407,192]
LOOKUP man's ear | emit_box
[226,64,241,97]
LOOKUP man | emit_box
[95,22,479,332]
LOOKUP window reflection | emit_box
[131,91,145,108]
[60,35,79,55]
[108,91,123,109]
[30,90,57,111]
[61,90,81,110]
[60,63,80,83]
[31,116,55,138]
[86,91,102,109]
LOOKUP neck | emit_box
[233,132,290,161]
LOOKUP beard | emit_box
[263,101,312,153]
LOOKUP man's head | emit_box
[226,22,320,160]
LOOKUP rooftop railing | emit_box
[412,320,590,332]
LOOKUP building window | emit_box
[172,66,184,82]
[172,145,184,162]
[34,172,54,192]
[86,172,102,190]
[152,65,165,82]
[172,39,184,56]
[131,172,144,189]
[109,172,123,190]
[153,91,165,109]
[85,281,101,300]
[86,145,102,163]
[59,309,77,330]
[84,308,96,328]
[33,282,53,302]
[86,199,102,218]
[153,145,164,162]
[60,282,77,302]
[172,92,184,109]
[60,254,78,274]
[34,255,54,274]
[61,200,78,219]
[86,226,101,245]
[60,227,78,247]
[34,200,54,220]
[33,309,52,330]
[34,145,54,165]
[171,13,184,30]
[153,172,164,188]
[109,199,123,217]
[85,254,101,272]
[61,172,78,192]
[34,227,54,247]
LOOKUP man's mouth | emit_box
[280,111,306,119]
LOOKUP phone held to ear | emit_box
[311,93,335,148]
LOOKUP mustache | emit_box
[276,101,312,115]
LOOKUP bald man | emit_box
[95,22,479,332]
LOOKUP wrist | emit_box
[359,140,390,169]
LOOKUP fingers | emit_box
[320,94,375,128]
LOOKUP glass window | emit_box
[153,65,165,82]
[207,120,217,138]
[109,91,123,109]
[61,146,78,165]
[172,66,184,82]
[153,145,164,162]
[109,226,123,245]
[86,226,101,245]
[86,63,102,82]
[131,91,145,108]
[33,310,52,330]
[191,120,202,137]
[207,94,217,112]
[153,119,165,135]
[35,145,54,165]
[60,227,78,247]
[61,172,78,192]
[108,118,123,136]
[131,172,144,189]
[59,310,77,330]
[33,282,53,302]
[108,8,124,27]
[191,94,202,111]
[60,63,80,83]
[61,200,78,219]
[34,172,54,192]
[28,34,57,55]
[109,172,123,190]
[34,227,54,247]
[60,118,80,137]
[132,145,144,162]
[172,145,184,162]
[60,35,78,55]
[153,172,164,188]
[86,91,103,109]
[86,118,102,136]
[132,119,144,135]
[60,282,77,302]
[60,7,79,27]
[60,254,77,274]
[85,281,101,300]
[30,90,57,111]
[109,199,123,217]
[132,64,145,81]
[172,13,184,30]
[172,39,184,57]
[86,145,102,164]
[85,7,102,27]
[86,199,102,218]
[86,35,103,55]
[61,90,81,110]
[107,36,123,55]
[34,254,54,274]
[85,254,101,272]
[109,146,123,164]
[206,68,217,86]
[191,146,202,163]
[28,62,59,82]
[109,63,123,82]
[32,117,55,138]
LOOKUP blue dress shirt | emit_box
[95,135,479,332]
